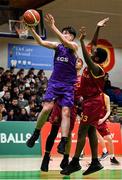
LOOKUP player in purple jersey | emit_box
[26,13,78,154]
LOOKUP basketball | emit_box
[23,9,40,26]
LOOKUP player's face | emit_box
[92,56,99,63]
[76,58,83,70]
[62,30,74,41]
[91,48,99,63]
[91,52,100,63]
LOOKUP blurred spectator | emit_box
[27,68,37,79]
[9,66,16,81]
[7,108,14,121]
[16,71,25,84]
[0,67,4,75]
[18,82,25,93]
[109,106,120,123]
[26,72,35,84]
[104,73,120,91]
[111,106,118,115]
[2,91,11,109]
[17,68,25,75]
[6,81,12,91]
[2,85,9,92]
[24,87,31,101]
[104,73,112,90]
[25,100,36,115]
[18,108,29,121]
[18,92,28,108]
[10,98,20,120]
[37,70,48,90]
[29,108,38,121]
[11,86,19,99]
[30,82,36,93]
[2,70,12,83]
[0,67,5,90]
[0,99,7,121]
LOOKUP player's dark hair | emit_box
[96,48,108,63]
[62,26,76,38]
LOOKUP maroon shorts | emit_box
[97,121,110,137]
[48,103,76,131]
[80,93,106,127]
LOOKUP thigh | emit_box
[58,85,74,107]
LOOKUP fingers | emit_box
[44,13,54,22]
[79,26,86,40]
[103,17,109,25]
[79,26,86,33]
[97,17,110,27]
[104,17,109,22]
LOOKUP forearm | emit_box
[51,24,67,43]
[30,28,44,45]
[91,26,100,46]
[30,28,57,49]
[102,111,111,122]
[80,40,97,69]
[80,40,92,64]
[80,39,102,75]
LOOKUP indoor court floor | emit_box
[0,156,121,180]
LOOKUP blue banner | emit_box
[8,43,54,70]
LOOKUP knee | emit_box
[43,103,53,113]
[62,107,70,118]
[105,135,112,142]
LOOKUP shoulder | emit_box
[71,42,79,50]
[91,64,105,79]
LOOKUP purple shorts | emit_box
[43,81,74,107]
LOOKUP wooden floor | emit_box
[0,156,122,179]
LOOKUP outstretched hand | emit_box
[44,13,55,27]
[97,17,109,27]
[79,27,86,41]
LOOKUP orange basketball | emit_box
[23,9,40,26]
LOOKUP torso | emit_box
[50,44,77,85]
[80,67,105,99]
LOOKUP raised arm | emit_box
[29,27,58,49]
[79,27,102,76]
[44,14,78,52]
[91,17,109,53]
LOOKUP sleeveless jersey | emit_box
[74,75,82,101]
[50,44,77,84]
[80,67,105,99]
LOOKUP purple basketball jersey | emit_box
[43,44,77,107]
[50,44,77,84]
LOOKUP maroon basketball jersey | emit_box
[74,75,82,101]
[80,67,105,99]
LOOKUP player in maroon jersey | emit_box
[96,93,120,165]
[61,17,110,176]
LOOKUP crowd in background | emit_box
[0,67,122,124]
[0,66,48,121]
